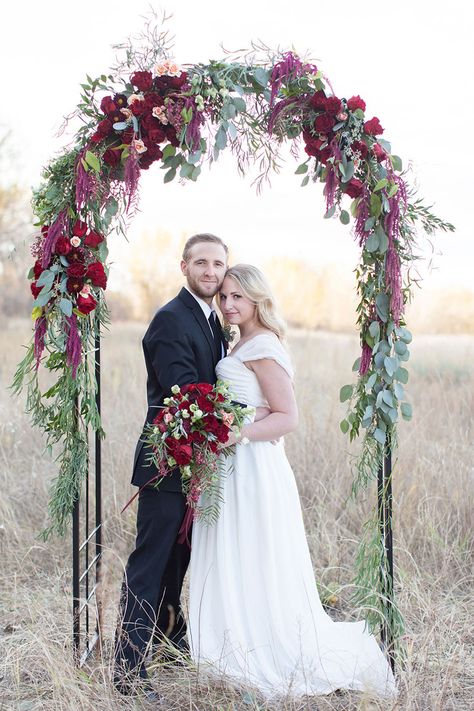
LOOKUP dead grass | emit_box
[1,320,473,710]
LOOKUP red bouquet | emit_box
[143,381,253,536]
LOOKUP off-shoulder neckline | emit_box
[229,331,280,359]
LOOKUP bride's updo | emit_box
[223,264,287,340]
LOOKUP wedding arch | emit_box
[13,20,453,666]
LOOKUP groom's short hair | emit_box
[182,233,229,262]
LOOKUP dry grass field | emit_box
[0,319,473,710]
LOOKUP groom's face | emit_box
[181,242,227,303]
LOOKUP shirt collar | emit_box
[184,285,215,320]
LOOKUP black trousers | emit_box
[114,487,190,681]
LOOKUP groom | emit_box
[114,233,229,691]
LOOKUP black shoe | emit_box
[114,678,164,703]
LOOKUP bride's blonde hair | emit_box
[222,264,287,340]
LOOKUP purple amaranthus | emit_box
[34,316,47,370]
[269,52,316,108]
[123,148,140,211]
[384,175,408,324]
[75,151,98,211]
[65,314,82,379]
[41,210,68,269]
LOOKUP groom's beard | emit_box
[186,276,222,301]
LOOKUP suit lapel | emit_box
[178,287,216,360]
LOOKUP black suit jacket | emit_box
[132,287,226,491]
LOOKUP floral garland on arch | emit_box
[12,21,454,645]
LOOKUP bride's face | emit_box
[219,276,257,328]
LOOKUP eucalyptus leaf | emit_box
[190,166,201,181]
[295,162,308,175]
[373,428,386,445]
[162,144,176,160]
[352,357,361,372]
[163,168,177,183]
[301,175,309,187]
[382,389,394,407]
[253,68,270,87]
[376,226,389,253]
[365,233,379,252]
[340,419,350,434]
[391,155,403,172]
[339,384,353,403]
[394,340,407,355]
[33,290,53,307]
[369,321,380,340]
[180,162,194,179]
[401,402,413,421]
[215,127,227,150]
[395,366,409,384]
[394,382,404,400]
[375,293,389,322]
[364,217,376,231]
[59,298,73,317]
[324,205,336,219]
[232,97,246,112]
[36,270,55,288]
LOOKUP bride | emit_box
[188,264,397,699]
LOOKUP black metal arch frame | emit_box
[72,331,102,664]
[71,330,395,672]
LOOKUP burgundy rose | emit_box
[90,131,103,144]
[67,277,84,294]
[33,260,43,279]
[31,281,42,299]
[372,142,387,162]
[130,71,153,92]
[67,263,87,278]
[144,93,164,110]
[364,117,384,135]
[352,140,369,159]
[309,91,328,111]
[314,113,336,133]
[113,93,128,109]
[147,127,166,144]
[55,236,72,255]
[86,262,107,289]
[100,96,117,114]
[325,96,342,115]
[84,230,104,248]
[344,178,364,199]
[97,118,113,137]
[73,220,88,237]
[172,443,193,466]
[169,72,188,89]
[103,148,121,167]
[347,95,366,112]
[68,248,85,264]
[130,100,147,117]
[76,292,98,315]
[305,136,325,152]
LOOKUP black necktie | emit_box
[208,312,221,360]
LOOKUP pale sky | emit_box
[1,0,472,291]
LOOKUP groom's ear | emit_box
[180,259,188,276]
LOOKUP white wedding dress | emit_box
[188,333,397,699]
